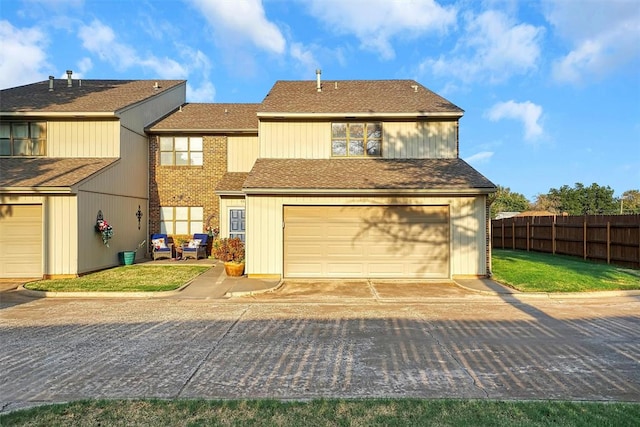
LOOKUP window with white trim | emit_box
[159,136,203,165]
[160,206,203,235]
[331,122,382,157]
[0,121,46,156]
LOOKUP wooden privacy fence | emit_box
[491,214,640,269]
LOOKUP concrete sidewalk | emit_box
[171,261,281,299]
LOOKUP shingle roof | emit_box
[148,103,259,131]
[0,79,185,113]
[259,80,463,115]
[0,157,117,188]
[243,158,495,192]
[216,172,250,192]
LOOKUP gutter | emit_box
[0,187,74,194]
[146,128,258,134]
[0,112,116,118]
[241,187,497,196]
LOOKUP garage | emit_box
[0,205,43,278]
[284,205,449,278]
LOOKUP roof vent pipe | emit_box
[316,69,322,92]
[48,76,54,91]
[66,70,72,87]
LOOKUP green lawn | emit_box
[1,399,638,427]
[24,265,210,292]
[492,249,640,293]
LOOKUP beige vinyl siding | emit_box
[45,195,79,276]
[219,197,246,238]
[47,120,120,157]
[245,195,486,278]
[259,120,458,159]
[78,128,148,198]
[228,136,259,172]
[118,82,186,132]
[383,121,457,159]
[77,191,148,274]
[259,121,331,158]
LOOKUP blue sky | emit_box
[2,0,639,200]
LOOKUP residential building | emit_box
[0,74,185,278]
[1,72,495,281]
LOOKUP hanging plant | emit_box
[95,218,114,247]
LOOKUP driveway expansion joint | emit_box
[176,305,250,399]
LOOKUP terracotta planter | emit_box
[224,262,245,277]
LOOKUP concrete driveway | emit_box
[1,282,639,413]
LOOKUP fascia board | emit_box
[257,112,464,119]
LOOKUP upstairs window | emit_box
[331,122,382,157]
[159,136,203,166]
[0,122,47,156]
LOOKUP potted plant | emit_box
[213,237,245,276]
[118,240,146,266]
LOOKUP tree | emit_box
[489,185,530,218]
[535,182,618,215]
[620,190,640,214]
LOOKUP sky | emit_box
[1,0,639,200]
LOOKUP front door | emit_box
[229,208,245,242]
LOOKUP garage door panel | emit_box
[0,205,42,278]
[284,205,449,279]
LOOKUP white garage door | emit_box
[0,205,43,278]
[284,205,449,278]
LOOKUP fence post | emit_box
[552,218,556,254]
[607,221,611,265]
[583,219,587,260]
[512,222,516,249]
[527,222,530,252]
[501,220,505,249]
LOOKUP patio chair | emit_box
[182,233,208,260]
[151,233,173,260]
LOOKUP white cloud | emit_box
[188,0,285,54]
[487,100,543,140]
[290,42,318,75]
[306,0,456,59]
[421,10,543,84]
[544,0,640,84]
[0,21,50,89]
[465,151,494,164]
[187,80,216,102]
[78,19,188,79]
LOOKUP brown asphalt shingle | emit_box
[259,80,463,115]
[243,158,495,191]
[1,79,185,113]
[0,157,117,188]
[148,103,260,131]
[216,172,250,192]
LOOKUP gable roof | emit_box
[0,79,185,115]
[259,80,463,118]
[243,158,495,194]
[147,103,259,132]
[0,157,117,191]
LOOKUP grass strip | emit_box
[1,399,639,427]
[24,265,210,292]
[492,249,640,292]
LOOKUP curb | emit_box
[453,281,640,299]
[225,279,285,297]
[18,280,193,299]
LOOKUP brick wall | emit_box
[149,135,227,235]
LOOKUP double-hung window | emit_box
[331,122,382,157]
[159,136,203,165]
[160,206,203,235]
[0,122,47,156]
